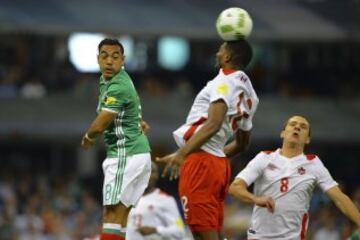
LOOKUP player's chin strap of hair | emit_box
[85,133,96,143]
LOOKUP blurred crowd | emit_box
[0,35,359,100]
[0,171,101,240]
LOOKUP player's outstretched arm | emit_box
[81,110,117,149]
[326,186,360,228]
[156,100,227,180]
[229,178,275,213]
[224,128,251,158]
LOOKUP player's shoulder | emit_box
[303,154,324,166]
[304,154,318,161]
[108,71,133,91]
[252,149,277,162]
[259,149,277,158]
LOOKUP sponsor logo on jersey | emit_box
[216,82,229,95]
[298,167,306,175]
[148,205,154,211]
[267,163,278,171]
[104,96,117,105]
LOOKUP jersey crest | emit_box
[104,96,117,105]
[298,167,306,175]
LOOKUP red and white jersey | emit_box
[173,68,259,157]
[127,188,185,240]
[236,149,338,240]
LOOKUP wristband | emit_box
[85,133,95,143]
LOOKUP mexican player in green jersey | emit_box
[81,38,151,240]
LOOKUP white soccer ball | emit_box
[216,7,253,41]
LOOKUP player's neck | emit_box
[222,63,242,71]
[280,143,304,158]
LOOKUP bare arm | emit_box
[156,100,227,179]
[224,129,251,158]
[229,178,275,213]
[326,186,360,227]
[81,110,118,149]
[177,100,227,156]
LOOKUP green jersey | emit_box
[97,69,150,158]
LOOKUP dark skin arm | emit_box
[156,100,228,180]
[223,128,251,158]
[137,226,157,236]
[81,110,117,149]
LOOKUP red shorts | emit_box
[179,151,231,232]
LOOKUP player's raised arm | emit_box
[156,99,227,180]
[224,128,251,158]
[81,110,118,149]
[326,186,360,228]
[229,178,275,213]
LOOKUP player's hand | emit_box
[156,151,185,180]
[254,196,275,213]
[141,120,150,135]
[137,226,157,236]
[81,134,95,149]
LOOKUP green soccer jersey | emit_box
[97,69,150,158]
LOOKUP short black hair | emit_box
[98,38,124,54]
[225,39,253,69]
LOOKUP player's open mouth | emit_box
[292,132,299,138]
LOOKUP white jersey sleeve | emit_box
[209,72,258,131]
[235,152,268,186]
[209,78,237,109]
[156,197,185,239]
[314,157,338,192]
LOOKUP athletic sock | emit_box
[100,223,126,240]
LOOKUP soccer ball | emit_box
[216,7,253,41]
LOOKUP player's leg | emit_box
[217,157,231,240]
[179,151,228,240]
[100,153,151,240]
[101,203,131,240]
[193,231,220,240]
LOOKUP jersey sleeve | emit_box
[101,82,128,113]
[156,197,185,239]
[209,79,240,113]
[315,158,338,192]
[235,152,267,186]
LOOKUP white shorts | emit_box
[102,153,151,207]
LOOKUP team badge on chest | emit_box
[298,167,306,175]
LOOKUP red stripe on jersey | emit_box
[247,98,253,110]
[306,154,316,160]
[222,68,237,75]
[236,92,244,113]
[262,150,274,155]
[300,213,308,240]
[183,117,207,141]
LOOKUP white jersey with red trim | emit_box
[235,149,338,240]
[127,188,185,240]
[173,68,259,157]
